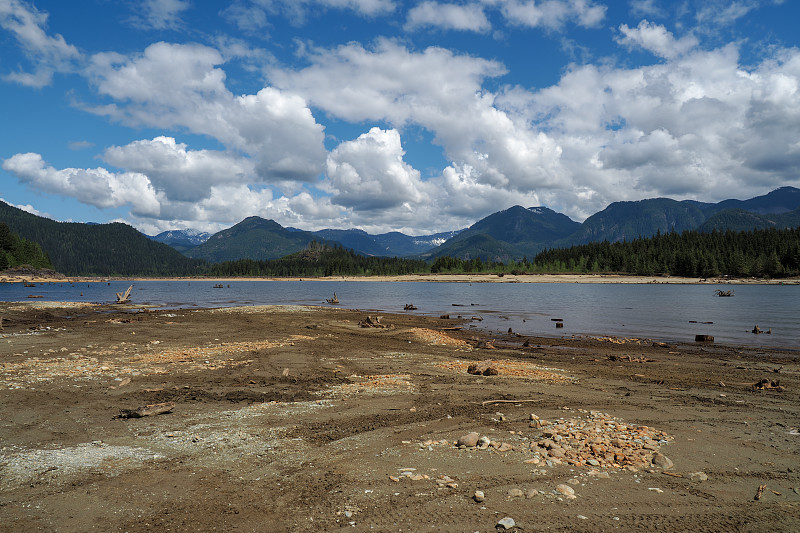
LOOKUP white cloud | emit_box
[325,128,432,210]
[86,42,326,184]
[0,0,81,86]
[102,137,255,202]
[2,153,162,217]
[272,40,565,207]
[129,0,191,30]
[405,2,491,32]
[617,20,699,59]
[495,43,800,217]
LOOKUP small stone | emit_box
[689,471,708,482]
[587,459,600,466]
[577,515,588,520]
[555,484,576,498]
[508,488,524,498]
[457,432,480,448]
[652,453,674,470]
[497,442,513,452]
[567,478,579,485]
[473,490,485,503]
[525,488,538,499]
[478,436,491,449]
[496,517,516,530]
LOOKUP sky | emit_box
[1,0,799,237]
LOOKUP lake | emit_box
[3,279,798,350]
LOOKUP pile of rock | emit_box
[453,409,673,471]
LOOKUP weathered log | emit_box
[695,334,714,342]
[116,285,133,304]
[118,401,175,419]
[359,316,387,328]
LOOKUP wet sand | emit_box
[0,301,798,532]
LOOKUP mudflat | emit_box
[0,302,798,532]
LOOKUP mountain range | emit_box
[152,186,800,263]
[2,186,799,274]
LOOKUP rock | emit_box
[457,432,480,448]
[651,453,674,470]
[473,490,485,503]
[467,360,498,375]
[496,517,516,530]
[587,459,600,466]
[477,436,491,449]
[497,442,513,452]
[508,488,524,498]
[525,488,538,499]
[689,471,708,482]
[555,484,576,498]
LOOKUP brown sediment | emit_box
[0,302,798,532]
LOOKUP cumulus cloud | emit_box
[86,42,326,184]
[617,20,699,59]
[0,0,81,86]
[102,137,255,202]
[129,0,191,30]
[272,40,565,207]
[326,128,432,210]
[2,153,162,217]
[405,2,491,32]
[496,43,800,217]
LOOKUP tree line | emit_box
[531,228,800,278]
[208,242,429,277]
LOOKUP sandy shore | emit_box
[0,300,798,531]
[4,272,798,285]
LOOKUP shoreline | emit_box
[3,272,799,285]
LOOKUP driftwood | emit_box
[695,334,714,342]
[753,378,784,391]
[481,399,542,406]
[714,289,734,297]
[468,360,498,376]
[116,285,133,304]
[475,339,495,350]
[325,292,339,304]
[117,401,175,419]
[404,304,418,310]
[359,316,387,328]
[754,484,767,501]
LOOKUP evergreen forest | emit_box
[0,223,53,270]
[531,228,800,278]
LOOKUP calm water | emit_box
[2,280,798,349]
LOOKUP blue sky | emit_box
[1,0,798,236]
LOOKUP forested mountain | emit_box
[564,198,708,246]
[425,206,580,261]
[310,228,389,256]
[430,187,800,261]
[184,216,333,262]
[207,242,428,277]
[0,201,205,276]
[0,222,53,270]
[698,207,800,232]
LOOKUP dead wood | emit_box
[117,401,175,419]
[116,285,133,304]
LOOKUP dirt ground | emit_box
[0,301,798,532]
